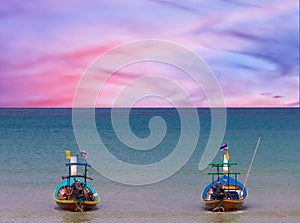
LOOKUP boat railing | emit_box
[62,175,93,180]
[209,161,238,167]
[207,172,240,175]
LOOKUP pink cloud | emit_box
[0,1,298,107]
[0,42,120,107]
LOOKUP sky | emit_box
[0,0,299,107]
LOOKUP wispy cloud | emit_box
[0,0,298,107]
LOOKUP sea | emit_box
[0,108,299,223]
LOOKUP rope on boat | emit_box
[212,199,225,212]
[75,200,84,214]
[244,137,261,187]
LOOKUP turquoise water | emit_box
[0,108,299,223]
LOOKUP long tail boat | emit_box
[53,152,100,212]
[201,149,248,212]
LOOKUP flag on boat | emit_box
[80,150,87,158]
[65,150,70,159]
[225,151,230,160]
[223,152,229,173]
[219,143,228,152]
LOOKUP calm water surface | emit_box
[0,108,299,222]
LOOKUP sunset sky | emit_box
[0,0,299,107]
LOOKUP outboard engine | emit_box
[71,181,84,199]
[212,182,225,200]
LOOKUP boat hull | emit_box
[53,199,99,212]
[201,198,245,211]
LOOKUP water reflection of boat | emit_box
[201,148,248,212]
[53,152,100,212]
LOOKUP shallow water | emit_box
[0,108,299,222]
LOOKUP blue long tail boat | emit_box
[201,152,248,212]
[53,153,100,212]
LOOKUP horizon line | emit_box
[0,106,298,109]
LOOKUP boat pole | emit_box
[243,137,261,187]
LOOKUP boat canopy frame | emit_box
[208,161,241,192]
[63,162,92,187]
